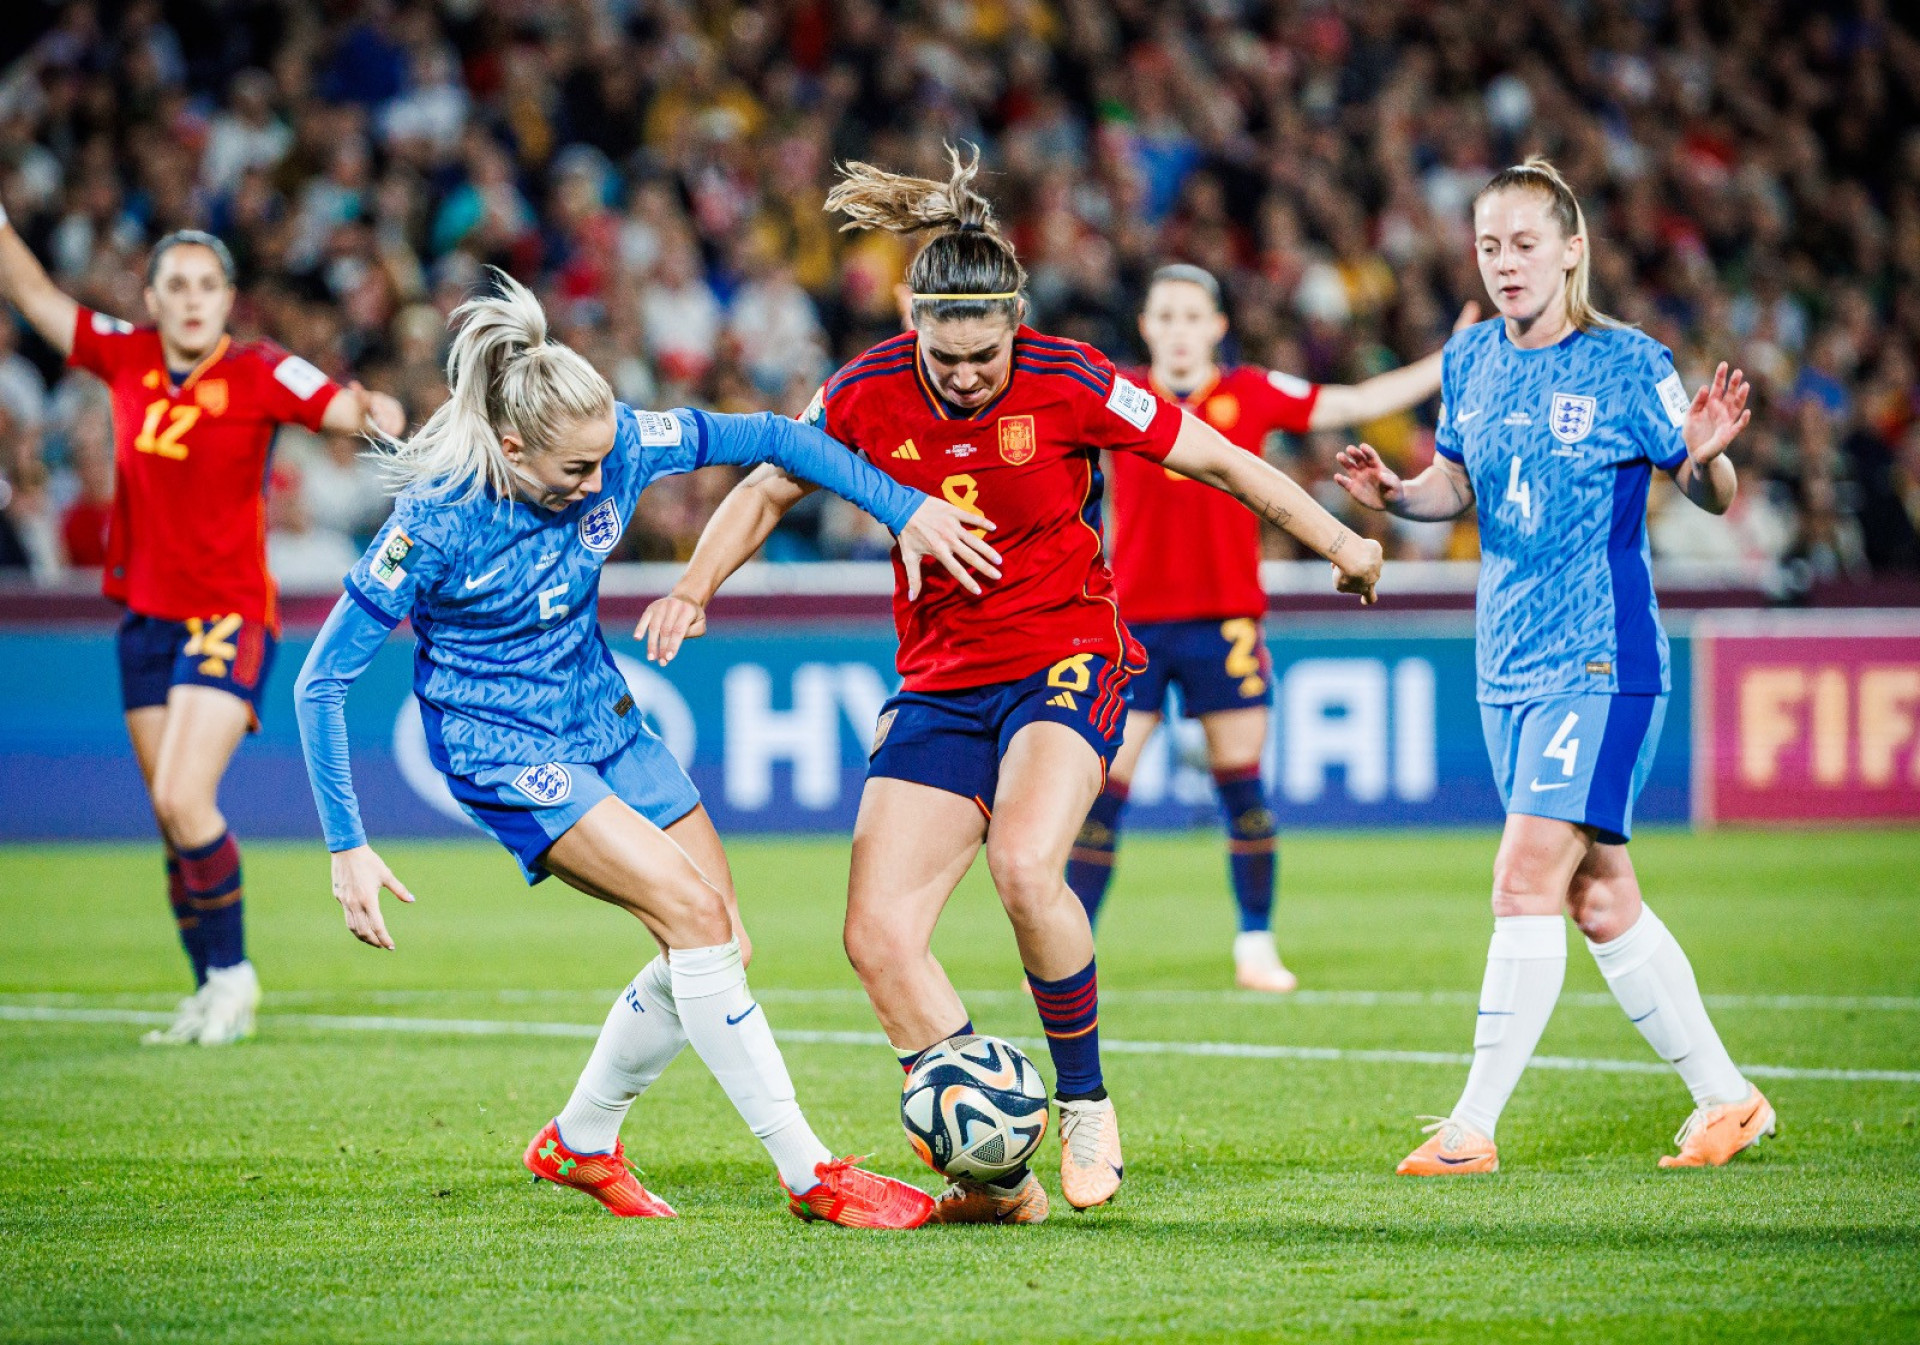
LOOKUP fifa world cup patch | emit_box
[1655,370,1691,427]
[578,497,622,554]
[635,409,682,446]
[800,386,826,428]
[1105,376,1158,431]
[1549,393,1597,444]
[273,354,331,401]
[998,414,1036,465]
[514,763,573,805]
[1267,368,1314,399]
[91,311,133,335]
[371,530,415,590]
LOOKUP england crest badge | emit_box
[514,763,572,805]
[578,498,622,554]
[1548,393,1597,445]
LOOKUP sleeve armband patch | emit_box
[274,354,331,401]
[91,311,133,335]
[1106,375,1158,432]
[1655,370,1690,428]
[1267,369,1314,399]
[635,409,683,446]
[800,386,826,428]
[371,530,415,590]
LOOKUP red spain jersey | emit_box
[70,308,341,632]
[814,327,1183,691]
[1106,365,1320,624]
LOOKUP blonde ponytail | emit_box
[376,269,613,501]
[1475,157,1620,333]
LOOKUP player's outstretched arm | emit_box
[0,205,79,356]
[1161,411,1384,605]
[321,380,408,439]
[1307,303,1479,430]
[1670,361,1747,515]
[1335,443,1476,522]
[294,595,414,949]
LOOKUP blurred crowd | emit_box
[0,0,1915,590]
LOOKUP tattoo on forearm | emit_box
[1327,532,1348,558]
[1260,502,1293,530]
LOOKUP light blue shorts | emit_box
[1479,692,1667,845]
[445,732,702,884]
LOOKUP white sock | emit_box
[555,956,688,1154]
[669,940,833,1191]
[1451,915,1566,1139]
[1587,905,1749,1107]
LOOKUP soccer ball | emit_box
[900,1034,1049,1181]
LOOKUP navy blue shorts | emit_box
[1128,617,1273,718]
[1481,692,1668,845]
[444,732,703,885]
[117,611,277,727]
[868,654,1132,811]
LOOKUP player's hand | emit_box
[330,844,414,950]
[898,497,1001,602]
[635,591,708,666]
[365,389,407,439]
[1682,362,1751,467]
[1452,301,1481,332]
[1333,443,1405,512]
[1331,534,1384,606]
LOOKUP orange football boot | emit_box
[1659,1087,1777,1168]
[1058,1096,1124,1209]
[1396,1117,1499,1175]
[522,1120,677,1217]
[784,1156,936,1229]
[930,1169,1050,1225]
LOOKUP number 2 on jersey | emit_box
[1505,455,1532,519]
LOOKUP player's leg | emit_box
[125,703,210,1044]
[988,717,1124,1209]
[1399,812,1584,1174]
[543,795,931,1226]
[1569,851,1771,1167]
[1064,709,1157,928]
[844,778,986,1061]
[1198,705,1292,992]
[147,684,258,1045]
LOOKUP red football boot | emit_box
[522,1120,677,1218]
[783,1156,936,1229]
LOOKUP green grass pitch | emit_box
[2,828,1917,1343]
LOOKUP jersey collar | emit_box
[166,334,232,393]
[912,337,1016,422]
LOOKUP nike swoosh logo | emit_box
[725,1003,759,1026]
[1456,409,1481,422]
[1528,779,1570,792]
[1437,1153,1481,1165]
[463,566,505,590]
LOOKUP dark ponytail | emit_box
[826,143,1026,326]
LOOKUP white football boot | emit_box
[141,985,211,1046]
[195,962,261,1045]
[1233,930,1298,993]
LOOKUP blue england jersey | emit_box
[296,401,923,851]
[1435,320,1693,705]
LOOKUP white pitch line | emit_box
[4,1004,1916,1085]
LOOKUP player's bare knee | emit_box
[653,877,731,948]
[986,845,1065,925]
[843,912,917,984]
[149,782,217,850]
[1489,858,1562,917]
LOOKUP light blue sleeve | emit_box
[1434,335,1465,464]
[683,407,927,535]
[344,494,454,626]
[1637,341,1692,471]
[293,595,394,852]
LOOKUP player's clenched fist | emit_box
[1331,532,1384,606]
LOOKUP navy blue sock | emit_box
[1215,768,1277,933]
[165,848,209,987]
[1066,780,1128,928]
[178,831,245,970]
[897,1018,972,1073]
[1027,959,1102,1097]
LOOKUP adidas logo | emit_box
[1046,691,1077,709]
[892,439,921,460]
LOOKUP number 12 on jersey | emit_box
[1505,455,1532,520]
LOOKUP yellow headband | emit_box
[910,292,1020,302]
